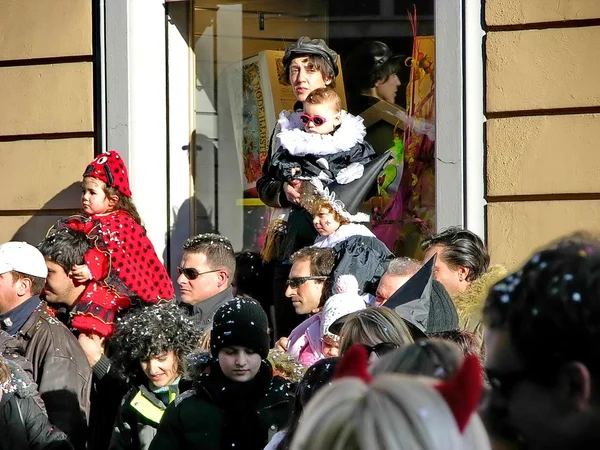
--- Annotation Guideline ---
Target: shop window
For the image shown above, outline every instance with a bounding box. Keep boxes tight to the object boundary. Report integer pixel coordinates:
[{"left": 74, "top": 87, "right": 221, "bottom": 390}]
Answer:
[{"left": 192, "top": 0, "right": 436, "bottom": 259}]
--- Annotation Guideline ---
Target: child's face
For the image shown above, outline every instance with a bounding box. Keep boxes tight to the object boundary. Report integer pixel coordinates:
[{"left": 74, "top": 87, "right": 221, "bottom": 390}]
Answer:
[
  {"left": 313, "top": 207, "right": 341, "bottom": 236},
  {"left": 321, "top": 335, "right": 340, "bottom": 357},
  {"left": 301, "top": 102, "right": 341, "bottom": 135},
  {"left": 218, "top": 345, "right": 262, "bottom": 382},
  {"left": 140, "top": 350, "right": 180, "bottom": 388},
  {"left": 81, "top": 177, "right": 115, "bottom": 215}
]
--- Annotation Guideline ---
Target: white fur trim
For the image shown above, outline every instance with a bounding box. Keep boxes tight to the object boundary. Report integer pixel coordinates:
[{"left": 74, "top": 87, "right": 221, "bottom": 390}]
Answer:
[
  {"left": 335, "top": 162, "right": 364, "bottom": 185},
  {"left": 277, "top": 110, "right": 366, "bottom": 156},
  {"left": 312, "top": 223, "right": 375, "bottom": 248}
]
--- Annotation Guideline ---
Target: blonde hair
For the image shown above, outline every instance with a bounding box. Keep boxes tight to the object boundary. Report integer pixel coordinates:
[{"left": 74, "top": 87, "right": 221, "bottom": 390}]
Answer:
[
  {"left": 370, "top": 339, "right": 464, "bottom": 380},
  {"left": 339, "top": 307, "right": 413, "bottom": 354},
  {"left": 301, "top": 195, "right": 350, "bottom": 226},
  {"left": 304, "top": 87, "right": 342, "bottom": 112},
  {"left": 289, "top": 374, "right": 491, "bottom": 450}
]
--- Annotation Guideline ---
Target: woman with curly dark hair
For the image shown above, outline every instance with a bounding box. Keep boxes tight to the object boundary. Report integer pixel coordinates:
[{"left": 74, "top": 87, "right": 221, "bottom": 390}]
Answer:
[{"left": 108, "top": 303, "right": 203, "bottom": 450}]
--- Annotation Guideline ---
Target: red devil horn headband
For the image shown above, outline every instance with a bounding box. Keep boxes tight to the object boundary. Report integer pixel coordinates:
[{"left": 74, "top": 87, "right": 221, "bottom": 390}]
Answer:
[
  {"left": 434, "top": 354, "right": 483, "bottom": 433},
  {"left": 334, "top": 345, "right": 483, "bottom": 434},
  {"left": 333, "top": 344, "right": 373, "bottom": 382}
]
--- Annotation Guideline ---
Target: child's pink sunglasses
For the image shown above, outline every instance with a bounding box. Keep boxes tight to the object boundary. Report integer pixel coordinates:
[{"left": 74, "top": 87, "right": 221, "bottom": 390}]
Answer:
[{"left": 300, "top": 113, "right": 328, "bottom": 126}]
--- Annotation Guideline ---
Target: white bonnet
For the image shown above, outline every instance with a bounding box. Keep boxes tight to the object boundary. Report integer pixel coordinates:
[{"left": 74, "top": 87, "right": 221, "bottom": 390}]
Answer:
[{"left": 321, "top": 275, "right": 367, "bottom": 340}]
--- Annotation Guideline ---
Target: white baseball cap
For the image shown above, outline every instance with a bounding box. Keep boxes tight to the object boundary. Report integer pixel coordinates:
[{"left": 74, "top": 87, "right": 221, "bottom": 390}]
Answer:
[{"left": 0, "top": 242, "right": 48, "bottom": 278}]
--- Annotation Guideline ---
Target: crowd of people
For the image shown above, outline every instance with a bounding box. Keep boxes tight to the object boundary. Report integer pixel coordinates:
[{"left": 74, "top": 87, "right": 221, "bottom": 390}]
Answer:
[{"left": 1, "top": 35, "right": 599, "bottom": 450}]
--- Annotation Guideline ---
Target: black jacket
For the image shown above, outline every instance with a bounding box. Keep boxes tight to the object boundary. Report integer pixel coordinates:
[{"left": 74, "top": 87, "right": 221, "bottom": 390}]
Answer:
[
  {"left": 47, "top": 301, "right": 129, "bottom": 450},
  {"left": 149, "top": 361, "right": 295, "bottom": 450},
  {"left": 0, "top": 360, "right": 73, "bottom": 450},
  {"left": 0, "top": 329, "right": 36, "bottom": 387},
  {"left": 110, "top": 380, "right": 192, "bottom": 450},
  {"left": 14, "top": 299, "right": 92, "bottom": 450}
]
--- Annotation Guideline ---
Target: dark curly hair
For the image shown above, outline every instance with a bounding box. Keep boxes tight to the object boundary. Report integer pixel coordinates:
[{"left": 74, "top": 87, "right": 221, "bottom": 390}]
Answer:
[
  {"left": 109, "top": 303, "right": 203, "bottom": 381},
  {"left": 484, "top": 233, "right": 600, "bottom": 380},
  {"left": 421, "top": 226, "right": 490, "bottom": 282}
]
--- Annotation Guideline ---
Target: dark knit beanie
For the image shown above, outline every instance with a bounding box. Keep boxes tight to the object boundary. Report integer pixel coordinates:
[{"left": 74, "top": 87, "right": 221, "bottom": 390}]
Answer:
[
  {"left": 426, "top": 280, "right": 459, "bottom": 334},
  {"left": 210, "top": 297, "right": 270, "bottom": 359}
]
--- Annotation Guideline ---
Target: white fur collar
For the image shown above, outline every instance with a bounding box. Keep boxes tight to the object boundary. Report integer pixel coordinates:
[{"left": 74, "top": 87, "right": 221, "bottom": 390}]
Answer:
[
  {"left": 312, "top": 223, "right": 374, "bottom": 248},
  {"left": 277, "top": 110, "right": 366, "bottom": 156}
]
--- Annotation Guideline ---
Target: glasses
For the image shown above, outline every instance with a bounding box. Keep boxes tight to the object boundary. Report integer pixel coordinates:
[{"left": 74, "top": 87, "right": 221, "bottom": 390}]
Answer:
[
  {"left": 285, "top": 276, "right": 328, "bottom": 288},
  {"left": 299, "top": 113, "right": 329, "bottom": 126},
  {"left": 176, "top": 266, "right": 221, "bottom": 281},
  {"left": 364, "top": 342, "right": 398, "bottom": 358}
]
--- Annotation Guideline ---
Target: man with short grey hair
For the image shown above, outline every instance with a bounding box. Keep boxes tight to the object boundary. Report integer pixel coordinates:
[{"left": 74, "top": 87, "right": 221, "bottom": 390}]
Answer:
[{"left": 374, "top": 257, "right": 421, "bottom": 306}]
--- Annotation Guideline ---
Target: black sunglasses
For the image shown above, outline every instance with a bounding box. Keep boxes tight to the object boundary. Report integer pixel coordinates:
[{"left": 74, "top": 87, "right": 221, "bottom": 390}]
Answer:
[
  {"left": 177, "top": 266, "right": 221, "bottom": 281},
  {"left": 285, "top": 276, "right": 328, "bottom": 289},
  {"left": 364, "top": 342, "right": 398, "bottom": 358}
]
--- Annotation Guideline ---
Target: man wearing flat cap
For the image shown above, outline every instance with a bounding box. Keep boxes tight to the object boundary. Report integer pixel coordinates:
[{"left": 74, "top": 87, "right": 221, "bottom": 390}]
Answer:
[
  {"left": 0, "top": 241, "right": 91, "bottom": 450},
  {"left": 257, "top": 36, "right": 341, "bottom": 339}
]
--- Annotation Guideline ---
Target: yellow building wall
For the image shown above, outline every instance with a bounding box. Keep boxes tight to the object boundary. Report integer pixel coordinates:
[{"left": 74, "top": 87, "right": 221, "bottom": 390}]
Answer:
[
  {"left": 485, "top": 0, "right": 600, "bottom": 269},
  {"left": 0, "top": 0, "right": 95, "bottom": 244}
]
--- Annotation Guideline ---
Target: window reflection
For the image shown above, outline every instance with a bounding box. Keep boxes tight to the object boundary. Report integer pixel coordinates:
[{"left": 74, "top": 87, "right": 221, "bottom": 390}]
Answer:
[{"left": 192, "top": 0, "right": 435, "bottom": 259}]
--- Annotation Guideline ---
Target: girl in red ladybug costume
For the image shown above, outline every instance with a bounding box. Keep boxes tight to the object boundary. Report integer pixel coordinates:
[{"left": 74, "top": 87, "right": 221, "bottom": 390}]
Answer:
[{"left": 50, "top": 150, "right": 174, "bottom": 337}]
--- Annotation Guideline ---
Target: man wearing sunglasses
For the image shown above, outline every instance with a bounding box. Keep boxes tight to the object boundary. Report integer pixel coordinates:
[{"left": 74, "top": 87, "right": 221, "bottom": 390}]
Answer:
[
  {"left": 482, "top": 235, "right": 600, "bottom": 450},
  {"left": 274, "top": 247, "right": 335, "bottom": 351},
  {"left": 177, "top": 234, "right": 236, "bottom": 329}
]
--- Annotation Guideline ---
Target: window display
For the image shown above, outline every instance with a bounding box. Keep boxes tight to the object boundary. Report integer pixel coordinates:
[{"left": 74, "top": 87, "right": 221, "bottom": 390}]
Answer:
[{"left": 192, "top": 0, "right": 435, "bottom": 259}]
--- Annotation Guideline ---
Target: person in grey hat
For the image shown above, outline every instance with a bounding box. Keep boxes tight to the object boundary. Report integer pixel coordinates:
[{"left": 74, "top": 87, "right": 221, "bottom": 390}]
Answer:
[{"left": 256, "top": 36, "right": 341, "bottom": 340}]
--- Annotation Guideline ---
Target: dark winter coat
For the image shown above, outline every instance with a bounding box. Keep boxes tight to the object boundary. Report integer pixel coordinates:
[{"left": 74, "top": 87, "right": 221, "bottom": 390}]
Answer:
[
  {"left": 110, "top": 380, "right": 192, "bottom": 450},
  {"left": 13, "top": 299, "right": 92, "bottom": 450},
  {"left": 47, "top": 301, "right": 130, "bottom": 450},
  {"left": 0, "top": 360, "right": 73, "bottom": 450},
  {"left": 0, "top": 329, "right": 36, "bottom": 387},
  {"left": 332, "top": 234, "right": 394, "bottom": 295},
  {"left": 149, "top": 361, "right": 295, "bottom": 450}
]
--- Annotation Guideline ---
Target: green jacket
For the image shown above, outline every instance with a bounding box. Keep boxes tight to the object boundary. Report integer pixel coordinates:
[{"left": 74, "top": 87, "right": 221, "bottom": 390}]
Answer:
[{"left": 149, "top": 361, "right": 295, "bottom": 450}]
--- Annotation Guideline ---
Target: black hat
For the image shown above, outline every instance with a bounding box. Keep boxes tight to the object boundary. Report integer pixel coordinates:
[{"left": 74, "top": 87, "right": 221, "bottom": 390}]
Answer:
[
  {"left": 383, "top": 255, "right": 459, "bottom": 334},
  {"left": 306, "top": 150, "right": 393, "bottom": 221},
  {"left": 283, "top": 36, "right": 339, "bottom": 77},
  {"left": 344, "top": 41, "right": 403, "bottom": 90},
  {"left": 210, "top": 297, "right": 270, "bottom": 359}
]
